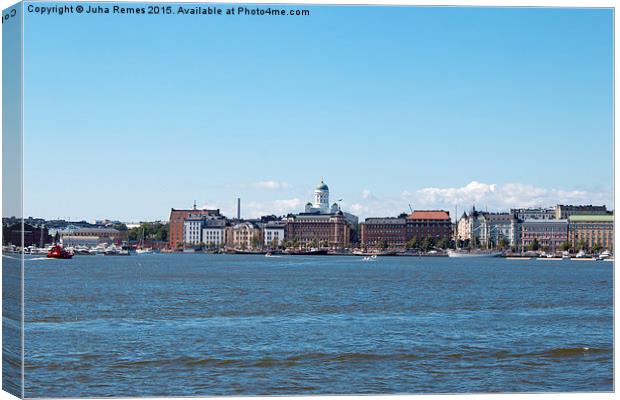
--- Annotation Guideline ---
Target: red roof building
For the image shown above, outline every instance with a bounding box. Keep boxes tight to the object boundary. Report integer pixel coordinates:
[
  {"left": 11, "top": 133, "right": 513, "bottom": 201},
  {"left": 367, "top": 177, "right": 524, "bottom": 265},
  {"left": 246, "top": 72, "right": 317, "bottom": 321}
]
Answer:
[{"left": 406, "top": 210, "right": 452, "bottom": 244}]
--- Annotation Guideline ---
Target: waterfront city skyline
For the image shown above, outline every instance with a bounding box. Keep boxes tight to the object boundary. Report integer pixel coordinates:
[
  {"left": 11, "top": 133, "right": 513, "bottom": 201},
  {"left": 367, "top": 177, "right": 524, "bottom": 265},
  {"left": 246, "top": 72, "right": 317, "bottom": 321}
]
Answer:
[
  {"left": 24, "top": 177, "right": 614, "bottom": 223},
  {"left": 21, "top": 5, "right": 613, "bottom": 221}
]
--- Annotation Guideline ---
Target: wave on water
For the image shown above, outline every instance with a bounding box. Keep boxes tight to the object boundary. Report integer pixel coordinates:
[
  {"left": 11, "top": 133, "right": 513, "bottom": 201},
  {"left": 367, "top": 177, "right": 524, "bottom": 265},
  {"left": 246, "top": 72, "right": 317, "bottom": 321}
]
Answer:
[
  {"left": 109, "top": 355, "right": 246, "bottom": 369},
  {"left": 25, "top": 257, "right": 53, "bottom": 261},
  {"left": 539, "top": 347, "right": 609, "bottom": 358},
  {"left": 103, "top": 352, "right": 421, "bottom": 371}
]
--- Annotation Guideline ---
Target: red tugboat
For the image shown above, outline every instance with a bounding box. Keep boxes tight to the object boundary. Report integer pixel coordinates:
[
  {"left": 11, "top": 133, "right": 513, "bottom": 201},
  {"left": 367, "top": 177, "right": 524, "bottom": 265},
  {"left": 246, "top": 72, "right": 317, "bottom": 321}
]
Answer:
[{"left": 47, "top": 245, "right": 73, "bottom": 259}]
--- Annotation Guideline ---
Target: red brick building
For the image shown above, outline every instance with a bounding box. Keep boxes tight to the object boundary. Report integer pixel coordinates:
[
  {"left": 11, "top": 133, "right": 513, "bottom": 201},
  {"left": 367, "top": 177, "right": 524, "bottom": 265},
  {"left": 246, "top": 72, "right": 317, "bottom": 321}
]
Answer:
[
  {"left": 406, "top": 210, "right": 452, "bottom": 243},
  {"left": 360, "top": 218, "right": 407, "bottom": 248},
  {"left": 168, "top": 207, "right": 221, "bottom": 248}
]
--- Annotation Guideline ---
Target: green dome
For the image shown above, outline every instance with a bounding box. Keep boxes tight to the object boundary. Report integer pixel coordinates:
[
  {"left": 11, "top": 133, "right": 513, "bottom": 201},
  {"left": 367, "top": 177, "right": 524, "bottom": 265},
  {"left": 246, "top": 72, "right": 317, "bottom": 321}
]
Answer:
[{"left": 316, "top": 179, "right": 329, "bottom": 191}]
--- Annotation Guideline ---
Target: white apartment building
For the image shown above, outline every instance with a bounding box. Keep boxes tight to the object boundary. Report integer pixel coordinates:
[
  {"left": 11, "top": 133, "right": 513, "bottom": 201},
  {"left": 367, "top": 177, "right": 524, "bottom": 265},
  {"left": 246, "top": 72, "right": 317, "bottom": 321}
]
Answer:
[
  {"left": 264, "top": 222, "right": 286, "bottom": 246},
  {"left": 202, "top": 219, "right": 227, "bottom": 246},
  {"left": 183, "top": 217, "right": 204, "bottom": 245}
]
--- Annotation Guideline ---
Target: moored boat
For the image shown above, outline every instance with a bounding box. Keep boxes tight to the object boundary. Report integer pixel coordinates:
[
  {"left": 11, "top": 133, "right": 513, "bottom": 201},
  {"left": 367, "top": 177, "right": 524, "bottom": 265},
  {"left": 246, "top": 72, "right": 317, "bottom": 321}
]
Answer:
[
  {"left": 135, "top": 248, "right": 153, "bottom": 254},
  {"left": 227, "top": 248, "right": 268, "bottom": 255},
  {"left": 597, "top": 250, "right": 612, "bottom": 261},
  {"left": 104, "top": 244, "right": 130, "bottom": 256},
  {"left": 447, "top": 249, "right": 502, "bottom": 258},
  {"left": 285, "top": 249, "right": 329, "bottom": 256}
]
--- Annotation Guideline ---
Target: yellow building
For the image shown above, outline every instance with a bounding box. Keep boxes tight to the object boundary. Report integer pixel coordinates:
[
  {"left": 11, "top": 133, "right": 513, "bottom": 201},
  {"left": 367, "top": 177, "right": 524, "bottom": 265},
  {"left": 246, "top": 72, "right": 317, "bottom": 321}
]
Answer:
[{"left": 568, "top": 214, "right": 614, "bottom": 252}]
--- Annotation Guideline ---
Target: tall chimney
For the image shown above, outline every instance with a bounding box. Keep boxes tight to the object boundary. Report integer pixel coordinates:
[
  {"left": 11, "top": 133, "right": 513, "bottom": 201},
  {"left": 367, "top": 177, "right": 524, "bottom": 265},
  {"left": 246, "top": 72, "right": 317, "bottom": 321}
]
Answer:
[{"left": 237, "top": 198, "right": 241, "bottom": 220}]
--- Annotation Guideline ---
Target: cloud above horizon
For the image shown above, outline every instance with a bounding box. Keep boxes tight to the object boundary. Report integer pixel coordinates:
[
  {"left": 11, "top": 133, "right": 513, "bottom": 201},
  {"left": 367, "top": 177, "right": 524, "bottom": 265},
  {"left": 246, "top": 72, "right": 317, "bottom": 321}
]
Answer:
[
  {"left": 354, "top": 181, "right": 613, "bottom": 219},
  {"left": 407, "top": 181, "right": 612, "bottom": 211},
  {"left": 254, "top": 180, "right": 289, "bottom": 190},
  {"left": 202, "top": 181, "right": 612, "bottom": 220}
]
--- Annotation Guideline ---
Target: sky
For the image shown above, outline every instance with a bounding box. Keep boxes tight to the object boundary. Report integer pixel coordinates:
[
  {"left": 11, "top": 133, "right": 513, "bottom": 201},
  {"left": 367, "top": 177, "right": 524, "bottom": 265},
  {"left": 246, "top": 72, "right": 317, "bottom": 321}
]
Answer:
[{"left": 21, "top": 4, "right": 613, "bottom": 221}]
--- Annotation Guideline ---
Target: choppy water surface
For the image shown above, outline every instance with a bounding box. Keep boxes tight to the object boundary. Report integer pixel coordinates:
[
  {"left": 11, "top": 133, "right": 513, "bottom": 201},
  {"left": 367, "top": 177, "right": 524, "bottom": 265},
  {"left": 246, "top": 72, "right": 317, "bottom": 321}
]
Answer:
[{"left": 23, "top": 254, "right": 612, "bottom": 397}]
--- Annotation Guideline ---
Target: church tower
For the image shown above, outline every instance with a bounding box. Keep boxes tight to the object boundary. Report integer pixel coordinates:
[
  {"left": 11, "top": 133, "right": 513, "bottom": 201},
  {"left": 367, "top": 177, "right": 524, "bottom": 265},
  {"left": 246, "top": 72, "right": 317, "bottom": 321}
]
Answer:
[{"left": 314, "top": 178, "right": 329, "bottom": 211}]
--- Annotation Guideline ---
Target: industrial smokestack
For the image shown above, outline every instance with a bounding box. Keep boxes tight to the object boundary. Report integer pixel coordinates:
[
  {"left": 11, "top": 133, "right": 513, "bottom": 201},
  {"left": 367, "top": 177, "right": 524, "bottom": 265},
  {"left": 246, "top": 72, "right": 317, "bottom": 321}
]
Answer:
[{"left": 237, "top": 198, "right": 241, "bottom": 220}]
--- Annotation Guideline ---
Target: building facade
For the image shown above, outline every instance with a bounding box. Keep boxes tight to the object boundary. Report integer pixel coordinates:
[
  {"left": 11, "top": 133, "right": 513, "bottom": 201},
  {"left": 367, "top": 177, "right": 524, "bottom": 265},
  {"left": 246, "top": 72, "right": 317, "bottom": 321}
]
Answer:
[
  {"left": 519, "top": 219, "right": 568, "bottom": 253},
  {"left": 511, "top": 207, "right": 556, "bottom": 221},
  {"left": 202, "top": 219, "right": 227, "bottom": 246},
  {"left": 360, "top": 218, "right": 407, "bottom": 248},
  {"left": 556, "top": 204, "right": 608, "bottom": 220},
  {"left": 168, "top": 206, "right": 221, "bottom": 248},
  {"left": 182, "top": 217, "right": 204, "bottom": 245},
  {"left": 456, "top": 213, "right": 471, "bottom": 241},
  {"left": 285, "top": 212, "right": 351, "bottom": 248},
  {"left": 226, "top": 222, "right": 261, "bottom": 249},
  {"left": 263, "top": 221, "right": 286, "bottom": 247},
  {"left": 58, "top": 227, "right": 125, "bottom": 247},
  {"left": 406, "top": 210, "right": 452, "bottom": 244},
  {"left": 568, "top": 214, "right": 614, "bottom": 251},
  {"left": 182, "top": 215, "right": 227, "bottom": 246},
  {"left": 479, "top": 213, "right": 518, "bottom": 248}
]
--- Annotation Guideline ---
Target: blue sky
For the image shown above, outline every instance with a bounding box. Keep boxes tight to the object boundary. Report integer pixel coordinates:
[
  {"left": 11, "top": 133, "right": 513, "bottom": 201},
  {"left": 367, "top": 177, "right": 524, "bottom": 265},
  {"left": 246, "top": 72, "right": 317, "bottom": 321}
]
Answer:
[{"left": 22, "top": 4, "right": 613, "bottom": 221}]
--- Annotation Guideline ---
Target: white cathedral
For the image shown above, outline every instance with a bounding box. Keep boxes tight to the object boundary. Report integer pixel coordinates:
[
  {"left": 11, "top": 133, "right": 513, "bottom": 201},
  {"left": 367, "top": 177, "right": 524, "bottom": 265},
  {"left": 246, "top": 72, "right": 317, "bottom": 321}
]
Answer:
[{"left": 304, "top": 178, "right": 341, "bottom": 214}]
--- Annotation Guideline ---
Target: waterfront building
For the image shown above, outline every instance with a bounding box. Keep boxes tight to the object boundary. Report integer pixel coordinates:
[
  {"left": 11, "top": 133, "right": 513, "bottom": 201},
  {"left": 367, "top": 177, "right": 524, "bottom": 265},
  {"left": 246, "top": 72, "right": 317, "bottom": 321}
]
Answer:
[
  {"left": 568, "top": 214, "right": 614, "bottom": 251},
  {"left": 202, "top": 219, "right": 227, "bottom": 246},
  {"left": 456, "top": 212, "right": 471, "bottom": 241},
  {"left": 168, "top": 205, "right": 221, "bottom": 248},
  {"left": 511, "top": 207, "right": 555, "bottom": 221},
  {"left": 58, "top": 226, "right": 124, "bottom": 247},
  {"left": 479, "top": 213, "right": 518, "bottom": 248},
  {"left": 182, "top": 215, "right": 227, "bottom": 246},
  {"left": 555, "top": 204, "right": 608, "bottom": 220},
  {"left": 519, "top": 219, "right": 568, "bottom": 253},
  {"left": 263, "top": 221, "right": 286, "bottom": 247},
  {"left": 2, "top": 223, "right": 53, "bottom": 248},
  {"left": 226, "top": 222, "right": 261, "bottom": 249},
  {"left": 455, "top": 206, "right": 486, "bottom": 245},
  {"left": 406, "top": 210, "right": 452, "bottom": 244},
  {"left": 285, "top": 212, "right": 351, "bottom": 248},
  {"left": 360, "top": 218, "right": 407, "bottom": 248},
  {"left": 183, "top": 217, "right": 204, "bottom": 245}
]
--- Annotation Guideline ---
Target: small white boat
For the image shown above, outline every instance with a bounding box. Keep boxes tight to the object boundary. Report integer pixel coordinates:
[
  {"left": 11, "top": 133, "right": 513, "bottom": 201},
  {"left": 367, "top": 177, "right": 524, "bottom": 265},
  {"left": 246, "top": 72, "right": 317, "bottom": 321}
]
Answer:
[
  {"left": 135, "top": 248, "right": 153, "bottom": 255},
  {"left": 361, "top": 255, "right": 377, "bottom": 262}
]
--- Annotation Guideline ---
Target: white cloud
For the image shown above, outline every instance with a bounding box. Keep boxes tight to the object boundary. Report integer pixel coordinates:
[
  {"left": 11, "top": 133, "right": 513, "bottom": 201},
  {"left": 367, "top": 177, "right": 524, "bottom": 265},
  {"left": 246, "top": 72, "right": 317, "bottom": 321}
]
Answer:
[
  {"left": 350, "top": 203, "right": 369, "bottom": 214},
  {"left": 254, "top": 180, "right": 289, "bottom": 189},
  {"left": 403, "top": 181, "right": 611, "bottom": 212},
  {"left": 237, "top": 198, "right": 303, "bottom": 218},
  {"left": 340, "top": 181, "right": 612, "bottom": 220},
  {"left": 273, "top": 198, "right": 303, "bottom": 212}
]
